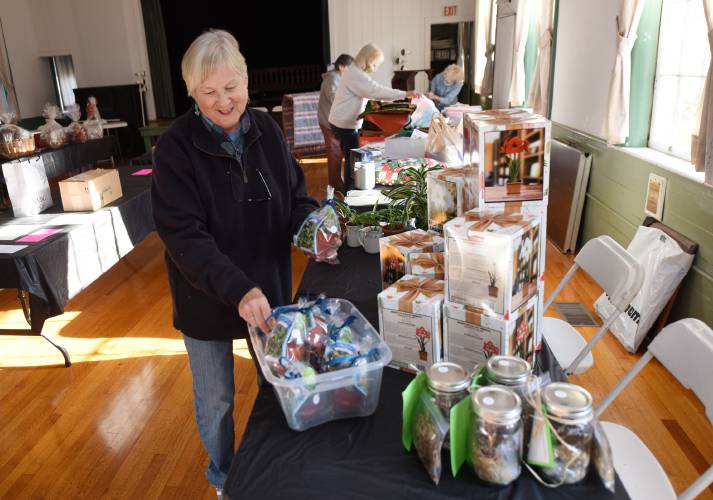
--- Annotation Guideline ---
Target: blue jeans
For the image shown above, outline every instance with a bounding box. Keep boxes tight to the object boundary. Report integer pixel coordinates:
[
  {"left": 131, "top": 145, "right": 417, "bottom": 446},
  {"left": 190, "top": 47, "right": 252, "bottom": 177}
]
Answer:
[
  {"left": 183, "top": 335, "right": 235, "bottom": 489},
  {"left": 330, "top": 124, "right": 359, "bottom": 190}
]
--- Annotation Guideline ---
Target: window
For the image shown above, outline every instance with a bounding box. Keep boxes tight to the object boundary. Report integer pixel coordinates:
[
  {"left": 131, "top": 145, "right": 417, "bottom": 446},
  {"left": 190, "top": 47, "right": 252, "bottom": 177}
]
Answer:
[
  {"left": 48, "top": 55, "right": 77, "bottom": 110},
  {"left": 648, "top": 0, "right": 710, "bottom": 161}
]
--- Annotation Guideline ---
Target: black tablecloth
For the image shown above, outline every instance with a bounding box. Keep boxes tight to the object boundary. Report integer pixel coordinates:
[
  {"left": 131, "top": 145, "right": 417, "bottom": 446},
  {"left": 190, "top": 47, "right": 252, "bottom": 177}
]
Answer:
[
  {"left": 0, "top": 165, "right": 153, "bottom": 330},
  {"left": 225, "top": 246, "right": 626, "bottom": 499}
]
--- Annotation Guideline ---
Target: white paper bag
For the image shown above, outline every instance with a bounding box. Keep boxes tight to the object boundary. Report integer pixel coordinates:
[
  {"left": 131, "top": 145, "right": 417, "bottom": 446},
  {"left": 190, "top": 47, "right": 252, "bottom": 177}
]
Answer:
[
  {"left": 594, "top": 226, "right": 694, "bottom": 353},
  {"left": 2, "top": 156, "right": 54, "bottom": 217},
  {"left": 425, "top": 114, "right": 464, "bottom": 166}
]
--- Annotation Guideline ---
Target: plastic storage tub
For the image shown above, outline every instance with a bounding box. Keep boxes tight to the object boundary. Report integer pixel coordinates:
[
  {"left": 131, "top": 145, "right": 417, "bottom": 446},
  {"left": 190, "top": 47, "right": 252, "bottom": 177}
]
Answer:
[{"left": 249, "top": 298, "right": 393, "bottom": 431}]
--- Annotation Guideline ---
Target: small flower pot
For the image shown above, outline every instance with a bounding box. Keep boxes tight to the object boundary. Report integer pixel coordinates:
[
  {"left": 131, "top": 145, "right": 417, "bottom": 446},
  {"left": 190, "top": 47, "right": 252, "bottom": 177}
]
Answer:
[
  {"left": 488, "top": 286, "right": 499, "bottom": 298},
  {"left": 419, "top": 350, "right": 428, "bottom": 362},
  {"left": 381, "top": 223, "right": 406, "bottom": 237},
  {"left": 506, "top": 181, "right": 522, "bottom": 194},
  {"left": 345, "top": 224, "right": 361, "bottom": 247}
]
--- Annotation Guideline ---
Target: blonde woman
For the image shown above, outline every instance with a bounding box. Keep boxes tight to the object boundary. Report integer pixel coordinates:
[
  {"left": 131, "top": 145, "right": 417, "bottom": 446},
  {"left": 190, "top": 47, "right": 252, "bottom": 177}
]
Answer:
[
  {"left": 428, "top": 63, "right": 465, "bottom": 111},
  {"left": 328, "top": 43, "right": 420, "bottom": 189},
  {"left": 151, "top": 29, "right": 318, "bottom": 496}
]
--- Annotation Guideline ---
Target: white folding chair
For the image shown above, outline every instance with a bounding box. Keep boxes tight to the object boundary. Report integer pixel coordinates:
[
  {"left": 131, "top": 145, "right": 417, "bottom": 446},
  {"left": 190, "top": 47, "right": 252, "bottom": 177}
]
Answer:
[
  {"left": 595, "top": 318, "right": 713, "bottom": 500},
  {"left": 543, "top": 235, "right": 644, "bottom": 375}
]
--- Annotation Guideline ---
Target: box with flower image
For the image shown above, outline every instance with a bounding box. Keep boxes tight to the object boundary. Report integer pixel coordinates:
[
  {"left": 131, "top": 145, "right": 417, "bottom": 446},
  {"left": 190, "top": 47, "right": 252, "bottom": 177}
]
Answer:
[
  {"left": 443, "top": 294, "right": 538, "bottom": 370},
  {"left": 377, "top": 274, "right": 444, "bottom": 371},
  {"left": 379, "top": 229, "right": 444, "bottom": 289},
  {"left": 444, "top": 209, "right": 541, "bottom": 316},
  {"left": 463, "top": 110, "right": 550, "bottom": 209},
  {"left": 426, "top": 166, "right": 479, "bottom": 232}
]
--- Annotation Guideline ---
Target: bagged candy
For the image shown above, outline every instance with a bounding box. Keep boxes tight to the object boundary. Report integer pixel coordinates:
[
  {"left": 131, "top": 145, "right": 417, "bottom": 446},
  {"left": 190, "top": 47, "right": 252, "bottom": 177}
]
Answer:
[
  {"left": 85, "top": 96, "right": 104, "bottom": 139},
  {"left": 64, "top": 104, "right": 87, "bottom": 144},
  {"left": 262, "top": 295, "right": 378, "bottom": 380},
  {"left": 38, "top": 103, "right": 66, "bottom": 149},
  {"left": 0, "top": 113, "right": 34, "bottom": 159},
  {"left": 294, "top": 186, "right": 342, "bottom": 265}
]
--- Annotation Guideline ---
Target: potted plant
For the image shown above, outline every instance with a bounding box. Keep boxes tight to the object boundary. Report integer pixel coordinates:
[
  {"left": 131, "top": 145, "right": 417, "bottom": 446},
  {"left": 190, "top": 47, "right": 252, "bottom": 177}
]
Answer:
[
  {"left": 378, "top": 206, "right": 408, "bottom": 236},
  {"left": 415, "top": 326, "right": 432, "bottom": 361},
  {"left": 335, "top": 200, "right": 361, "bottom": 247},
  {"left": 499, "top": 135, "right": 530, "bottom": 195},
  {"left": 488, "top": 267, "right": 499, "bottom": 297},
  {"left": 382, "top": 163, "right": 442, "bottom": 230}
]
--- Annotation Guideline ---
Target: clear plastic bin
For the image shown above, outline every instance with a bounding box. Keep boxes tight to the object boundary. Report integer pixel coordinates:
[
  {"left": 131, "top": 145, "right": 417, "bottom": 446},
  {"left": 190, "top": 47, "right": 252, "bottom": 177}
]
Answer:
[{"left": 249, "top": 298, "right": 393, "bottom": 431}]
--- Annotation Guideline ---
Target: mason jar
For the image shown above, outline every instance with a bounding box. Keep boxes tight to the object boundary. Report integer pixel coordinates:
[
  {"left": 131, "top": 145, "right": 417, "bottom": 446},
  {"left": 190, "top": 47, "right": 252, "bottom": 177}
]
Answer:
[
  {"left": 539, "top": 382, "right": 594, "bottom": 484},
  {"left": 484, "top": 356, "right": 535, "bottom": 443},
  {"left": 425, "top": 362, "right": 471, "bottom": 449},
  {"left": 470, "top": 385, "right": 523, "bottom": 485}
]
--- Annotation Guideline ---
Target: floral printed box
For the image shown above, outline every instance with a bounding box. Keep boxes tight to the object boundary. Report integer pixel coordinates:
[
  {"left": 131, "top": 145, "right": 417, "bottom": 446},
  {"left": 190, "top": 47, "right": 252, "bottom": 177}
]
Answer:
[
  {"left": 379, "top": 229, "right": 444, "bottom": 289},
  {"left": 463, "top": 110, "right": 551, "bottom": 210},
  {"left": 426, "top": 166, "right": 479, "bottom": 232},
  {"left": 444, "top": 209, "right": 542, "bottom": 316},
  {"left": 443, "top": 294, "right": 538, "bottom": 369},
  {"left": 406, "top": 252, "right": 444, "bottom": 280},
  {"left": 377, "top": 275, "right": 444, "bottom": 371}
]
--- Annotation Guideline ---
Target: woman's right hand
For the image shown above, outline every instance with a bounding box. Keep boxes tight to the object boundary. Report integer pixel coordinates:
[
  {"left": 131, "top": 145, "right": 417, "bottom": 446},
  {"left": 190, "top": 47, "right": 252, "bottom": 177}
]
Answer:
[{"left": 238, "top": 287, "right": 274, "bottom": 334}]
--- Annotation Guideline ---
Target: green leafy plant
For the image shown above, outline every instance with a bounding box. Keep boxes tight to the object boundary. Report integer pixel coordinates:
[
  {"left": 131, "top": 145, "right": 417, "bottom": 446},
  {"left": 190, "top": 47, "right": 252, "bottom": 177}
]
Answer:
[
  {"left": 508, "top": 158, "right": 520, "bottom": 183},
  {"left": 382, "top": 163, "right": 443, "bottom": 230},
  {"left": 334, "top": 199, "right": 360, "bottom": 226}
]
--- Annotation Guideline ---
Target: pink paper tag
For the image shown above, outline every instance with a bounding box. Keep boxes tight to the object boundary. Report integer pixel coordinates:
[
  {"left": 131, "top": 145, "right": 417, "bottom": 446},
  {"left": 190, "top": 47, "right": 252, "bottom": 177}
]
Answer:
[
  {"left": 131, "top": 168, "right": 153, "bottom": 176},
  {"left": 16, "top": 228, "right": 61, "bottom": 243}
]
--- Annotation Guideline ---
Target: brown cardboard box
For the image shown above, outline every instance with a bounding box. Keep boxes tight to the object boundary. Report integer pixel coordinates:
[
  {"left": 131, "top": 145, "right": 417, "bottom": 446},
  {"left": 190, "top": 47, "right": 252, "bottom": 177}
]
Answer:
[{"left": 59, "top": 168, "right": 122, "bottom": 211}]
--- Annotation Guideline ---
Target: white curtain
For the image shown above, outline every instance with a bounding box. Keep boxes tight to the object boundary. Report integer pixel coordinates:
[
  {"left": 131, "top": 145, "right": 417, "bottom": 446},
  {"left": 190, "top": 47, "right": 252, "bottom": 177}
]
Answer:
[
  {"left": 692, "top": 0, "right": 713, "bottom": 185},
  {"left": 475, "top": 0, "right": 495, "bottom": 96},
  {"left": 527, "top": 0, "right": 554, "bottom": 115},
  {"left": 508, "top": 0, "right": 531, "bottom": 106},
  {"left": 602, "top": 0, "right": 646, "bottom": 145}
]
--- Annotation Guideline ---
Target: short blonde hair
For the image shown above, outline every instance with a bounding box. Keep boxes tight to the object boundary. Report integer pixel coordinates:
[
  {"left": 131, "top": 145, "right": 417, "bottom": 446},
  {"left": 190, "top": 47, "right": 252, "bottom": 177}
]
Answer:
[
  {"left": 354, "top": 44, "right": 384, "bottom": 73},
  {"left": 181, "top": 29, "right": 248, "bottom": 97},
  {"left": 443, "top": 64, "right": 465, "bottom": 84}
]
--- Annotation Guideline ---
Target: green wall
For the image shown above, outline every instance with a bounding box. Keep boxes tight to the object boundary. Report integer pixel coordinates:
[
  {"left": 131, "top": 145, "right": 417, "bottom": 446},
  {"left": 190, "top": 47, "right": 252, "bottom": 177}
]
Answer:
[{"left": 553, "top": 123, "right": 713, "bottom": 327}]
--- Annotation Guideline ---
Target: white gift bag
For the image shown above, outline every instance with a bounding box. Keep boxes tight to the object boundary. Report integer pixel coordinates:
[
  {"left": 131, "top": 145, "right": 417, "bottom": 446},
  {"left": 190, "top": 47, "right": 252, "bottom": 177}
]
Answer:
[
  {"left": 594, "top": 226, "right": 694, "bottom": 353},
  {"left": 425, "top": 114, "right": 464, "bottom": 167},
  {"left": 2, "top": 156, "right": 54, "bottom": 217}
]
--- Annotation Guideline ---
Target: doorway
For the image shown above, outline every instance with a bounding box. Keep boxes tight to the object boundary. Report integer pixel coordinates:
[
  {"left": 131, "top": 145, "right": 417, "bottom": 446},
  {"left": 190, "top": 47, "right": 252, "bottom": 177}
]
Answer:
[{"left": 429, "top": 21, "right": 475, "bottom": 104}]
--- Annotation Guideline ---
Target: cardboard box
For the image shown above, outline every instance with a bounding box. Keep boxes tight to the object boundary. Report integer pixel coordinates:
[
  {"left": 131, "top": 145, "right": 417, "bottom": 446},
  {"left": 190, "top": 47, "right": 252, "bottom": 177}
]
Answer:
[
  {"left": 444, "top": 209, "right": 542, "bottom": 316},
  {"left": 379, "top": 229, "right": 444, "bottom": 289},
  {"left": 377, "top": 274, "right": 444, "bottom": 371},
  {"left": 443, "top": 294, "right": 538, "bottom": 369},
  {"left": 59, "top": 168, "right": 122, "bottom": 211},
  {"left": 407, "top": 252, "right": 444, "bottom": 280},
  {"left": 426, "top": 166, "right": 479, "bottom": 232},
  {"left": 384, "top": 135, "right": 426, "bottom": 159},
  {"left": 463, "top": 110, "right": 551, "bottom": 210}
]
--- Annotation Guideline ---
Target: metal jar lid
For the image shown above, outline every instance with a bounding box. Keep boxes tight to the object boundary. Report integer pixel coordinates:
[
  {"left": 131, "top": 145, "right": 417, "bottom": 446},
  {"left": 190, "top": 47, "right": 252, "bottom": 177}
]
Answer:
[
  {"left": 485, "top": 355, "right": 531, "bottom": 386},
  {"left": 426, "top": 362, "right": 470, "bottom": 393},
  {"left": 542, "top": 383, "right": 594, "bottom": 422},
  {"left": 472, "top": 385, "right": 522, "bottom": 424}
]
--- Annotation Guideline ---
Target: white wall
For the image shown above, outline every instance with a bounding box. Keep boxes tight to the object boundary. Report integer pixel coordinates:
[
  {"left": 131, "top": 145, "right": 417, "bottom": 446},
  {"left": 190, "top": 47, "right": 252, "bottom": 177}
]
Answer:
[
  {"left": 0, "top": 0, "right": 55, "bottom": 117},
  {"left": 329, "top": 0, "right": 476, "bottom": 93},
  {"left": 1, "top": 0, "right": 156, "bottom": 119}
]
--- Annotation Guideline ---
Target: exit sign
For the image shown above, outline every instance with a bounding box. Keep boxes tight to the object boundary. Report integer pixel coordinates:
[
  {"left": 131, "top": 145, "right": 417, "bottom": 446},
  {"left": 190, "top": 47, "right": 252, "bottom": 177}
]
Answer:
[{"left": 444, "top": 5, "right": 457, "bottom": 16}]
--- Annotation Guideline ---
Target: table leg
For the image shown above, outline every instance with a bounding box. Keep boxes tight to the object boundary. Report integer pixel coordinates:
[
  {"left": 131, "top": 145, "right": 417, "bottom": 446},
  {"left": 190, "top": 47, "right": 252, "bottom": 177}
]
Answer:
[{"left": 14, "top": 290, "right": 72, "bottom": 367}]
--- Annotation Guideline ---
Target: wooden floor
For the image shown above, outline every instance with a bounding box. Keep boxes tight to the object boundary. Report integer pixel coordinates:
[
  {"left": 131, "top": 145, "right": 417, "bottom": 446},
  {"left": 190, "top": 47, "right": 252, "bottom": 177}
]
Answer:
[{"left": 1, "top": 157, "right": 711, "bottom": 499}]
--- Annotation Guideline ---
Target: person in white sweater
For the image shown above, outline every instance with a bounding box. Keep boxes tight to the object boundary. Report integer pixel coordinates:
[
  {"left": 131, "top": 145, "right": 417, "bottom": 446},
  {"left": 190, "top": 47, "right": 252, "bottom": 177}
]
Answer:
[{"left": 328, "top": 43, "right": 419, "bottom": 189}]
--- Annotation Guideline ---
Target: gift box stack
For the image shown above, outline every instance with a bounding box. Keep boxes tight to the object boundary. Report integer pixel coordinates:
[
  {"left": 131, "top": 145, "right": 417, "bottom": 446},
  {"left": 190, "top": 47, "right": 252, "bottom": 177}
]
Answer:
[
  {"left": 376, "top": 109, "right": 550, "bottom": 372},
  {"left": 444, "top": 108, "right": 550, "bottom": 367}
]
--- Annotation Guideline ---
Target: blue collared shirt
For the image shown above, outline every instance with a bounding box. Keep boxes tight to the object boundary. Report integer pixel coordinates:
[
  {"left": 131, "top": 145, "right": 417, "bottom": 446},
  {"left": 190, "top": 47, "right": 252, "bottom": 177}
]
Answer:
[
  {"left": 430, "top": 73, "right": 464, "bottom": 111},
  {"left": 198, "top": 106, "right": 251, "bottom": 158}
]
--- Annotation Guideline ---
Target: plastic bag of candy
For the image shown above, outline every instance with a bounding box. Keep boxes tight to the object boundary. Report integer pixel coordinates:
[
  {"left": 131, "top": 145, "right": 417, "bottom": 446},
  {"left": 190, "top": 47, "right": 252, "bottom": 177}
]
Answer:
[
  {"left": 294, "top": 186, "right": 342, "bottom": 265},
  {"left": 38, "top": 103, "right": 66, "bottom": 149},
  {"left": 262, "top": 295, "right": 378, "bottom": 380},
  {"left": 64, "top": 104, "right": 87, "bottom": 144}
]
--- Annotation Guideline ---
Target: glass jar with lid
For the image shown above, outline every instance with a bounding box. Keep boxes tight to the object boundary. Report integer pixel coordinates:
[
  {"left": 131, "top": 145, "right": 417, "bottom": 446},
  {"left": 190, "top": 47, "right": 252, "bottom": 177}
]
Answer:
[
  {"left": 539, "top": 382, "right": 594, "bottom": 484},
  {"left": 425, "top": 362, "right": 470, "bottom": 448},
  {"left": 485, "top": 356, "right": 535, "bottom": 442},
  {"left": 470, "top": 385, "right": 523, "bottom": 485}
]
